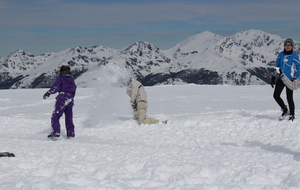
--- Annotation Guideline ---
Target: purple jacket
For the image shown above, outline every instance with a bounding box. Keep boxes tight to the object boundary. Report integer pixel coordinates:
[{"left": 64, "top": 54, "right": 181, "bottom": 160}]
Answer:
[{"left": 49, "top": 73, "right": 77, "bottom": 99}]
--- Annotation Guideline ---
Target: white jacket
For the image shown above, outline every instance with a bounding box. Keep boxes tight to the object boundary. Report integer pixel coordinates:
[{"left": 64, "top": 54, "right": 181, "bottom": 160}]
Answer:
[{"left": 126, "top": 80, "right": 147, "bottom": 104}]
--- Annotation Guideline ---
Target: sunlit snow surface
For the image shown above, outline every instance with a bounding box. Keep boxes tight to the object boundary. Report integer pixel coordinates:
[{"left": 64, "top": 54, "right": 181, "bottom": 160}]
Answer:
[{"left": 1, "top": 84, "right": 300, "bottom": 189}]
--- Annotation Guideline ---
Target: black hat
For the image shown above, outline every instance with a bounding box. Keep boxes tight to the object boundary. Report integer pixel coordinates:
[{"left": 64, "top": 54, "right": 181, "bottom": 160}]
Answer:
[{"left": 284, "top": 38, "right": 294, "bottom": 47}]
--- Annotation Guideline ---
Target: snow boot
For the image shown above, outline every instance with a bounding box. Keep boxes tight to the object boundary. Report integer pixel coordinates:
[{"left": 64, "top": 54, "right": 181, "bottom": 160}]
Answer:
[
  {"left": 289, "top": 115, "right": 295, "bottom": 121},
  {"left": 47, "top": 134, "right": 60, "bottom": 139},
  {"left": 279, "top": 106, "right": 289, "bottom": 120},
  {"left": 0, "top": 152, "right": 15, "bottom": 157}
]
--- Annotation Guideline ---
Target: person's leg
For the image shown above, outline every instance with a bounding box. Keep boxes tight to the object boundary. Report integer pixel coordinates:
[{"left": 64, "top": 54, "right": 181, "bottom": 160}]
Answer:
[
  {"left": 137, "top": 101, "right": 159, "bottom": 124},
  {"left": 51, "top": 99, "right": 66, "bottom": 135},
  {"left": 65, "top": 104, "right": 75, "bottom": 138},
  {"left": 286, "top": 87, "right": 295, "bottom": 116},
  {"left": 133, "top": 109, "right": 138, "bottom": 120},
  {"left": 273, "top": 79, "right": 286, "bottom": 109},
  {"left": 137, "top": 101, "right": 147, "bottom": 125}
]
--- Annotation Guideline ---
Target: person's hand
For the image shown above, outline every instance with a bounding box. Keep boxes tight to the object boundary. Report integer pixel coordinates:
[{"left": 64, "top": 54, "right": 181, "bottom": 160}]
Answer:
[
  {"left": 271, "top": 76, "right": 276, "bottom": 88},
  {"left": 43, "top": 91, "right": 50, "bottom": 99},
  {"left": 274, "top": 67, "right": 283, "bottom": 77},
  {"left": 131, "top": 102, "right": 136, "bottom": 109}
]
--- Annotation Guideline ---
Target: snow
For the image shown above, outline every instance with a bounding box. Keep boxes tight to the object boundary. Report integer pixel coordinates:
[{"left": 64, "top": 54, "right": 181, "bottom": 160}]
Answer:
[{"left": 1, "top": 82, "right": 300, "bottom": 189}]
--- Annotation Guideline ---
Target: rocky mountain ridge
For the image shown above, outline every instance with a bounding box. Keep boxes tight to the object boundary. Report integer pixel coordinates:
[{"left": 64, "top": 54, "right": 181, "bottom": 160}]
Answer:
[{"left": 1, "top": 29, "right": 299, "bottom": 89}]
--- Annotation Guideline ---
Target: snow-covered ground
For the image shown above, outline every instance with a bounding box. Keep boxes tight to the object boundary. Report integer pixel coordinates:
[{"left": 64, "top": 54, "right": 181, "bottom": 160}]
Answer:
[{"left": 1, "top": 84, "right": 300, "bottom": 190}]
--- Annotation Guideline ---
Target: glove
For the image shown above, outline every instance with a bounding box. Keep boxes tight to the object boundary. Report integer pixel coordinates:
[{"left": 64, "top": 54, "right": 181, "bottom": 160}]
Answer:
[
  {"left": 271, "top": 76, "right": 276, "bottom": 88},
  {"left": 274, "top": 67, "right": 283, "bottom": 78},
  {"left": 131, "top": 102, "right": 137, "bottom": 110},
  {"left": 43, "top": 91, "right": 51, "bottom": 99}
]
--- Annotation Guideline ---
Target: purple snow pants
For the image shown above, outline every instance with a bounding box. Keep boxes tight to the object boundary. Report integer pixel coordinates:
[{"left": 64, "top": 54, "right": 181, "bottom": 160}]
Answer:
[{"left": 51, "top": 95, "right": 75, "bottom": 138}]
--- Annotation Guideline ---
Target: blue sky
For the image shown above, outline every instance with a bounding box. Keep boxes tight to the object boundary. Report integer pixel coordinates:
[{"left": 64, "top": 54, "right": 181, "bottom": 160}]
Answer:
[{"left": 1, "top": 0, "right": 300, "bottom": 57}]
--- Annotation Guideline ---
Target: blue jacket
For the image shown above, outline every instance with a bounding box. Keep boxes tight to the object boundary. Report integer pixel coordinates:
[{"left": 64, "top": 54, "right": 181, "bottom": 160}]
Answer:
[{"left": 276, "top": 52, "right": 300, "bottom": 80}]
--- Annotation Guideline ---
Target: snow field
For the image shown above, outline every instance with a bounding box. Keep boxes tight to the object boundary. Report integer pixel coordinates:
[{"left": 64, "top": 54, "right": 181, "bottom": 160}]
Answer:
[{"left": 1, "top": 85, "right": 300, "bottom": 189}]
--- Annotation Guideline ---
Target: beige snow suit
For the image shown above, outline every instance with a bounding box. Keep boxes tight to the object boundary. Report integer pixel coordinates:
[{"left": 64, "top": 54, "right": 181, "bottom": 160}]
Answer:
[{"left": 126, "top": 80, "right": 159, "bottom": 125}]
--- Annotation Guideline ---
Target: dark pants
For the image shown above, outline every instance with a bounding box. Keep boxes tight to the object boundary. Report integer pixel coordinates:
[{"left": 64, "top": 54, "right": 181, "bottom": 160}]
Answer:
[
  {"left": 273, "top": 79, "right": 294, "bottom": 115},
  {"left": 51, "top": 97, "right": 75, "bottom": 137}
]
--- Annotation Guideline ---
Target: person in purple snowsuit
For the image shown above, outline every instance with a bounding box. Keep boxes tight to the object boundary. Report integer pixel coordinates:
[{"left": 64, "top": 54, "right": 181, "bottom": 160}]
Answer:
[{"left": 43, "top": 65, "right": 77, "bottom": 139}]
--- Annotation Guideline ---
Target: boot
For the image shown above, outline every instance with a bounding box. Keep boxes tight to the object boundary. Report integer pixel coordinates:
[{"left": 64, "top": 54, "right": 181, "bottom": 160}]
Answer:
[
  {"left": 288, "top": 115, "right": 295, "bottom": 121},
  {"left": 279, "top": 106, "right": 289, "bottom": 120},
  {"left": 47, "top": 134, "right": 60, "bottom": 138}
]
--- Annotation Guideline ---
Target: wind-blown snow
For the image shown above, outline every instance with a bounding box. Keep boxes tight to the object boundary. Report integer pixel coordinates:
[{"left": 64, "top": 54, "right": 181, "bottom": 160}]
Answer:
[{"left": 1, "top": 82, "right": 300, "bottom": 189}]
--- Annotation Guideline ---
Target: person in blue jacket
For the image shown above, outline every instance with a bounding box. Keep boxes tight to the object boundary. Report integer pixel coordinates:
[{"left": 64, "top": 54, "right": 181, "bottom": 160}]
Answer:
[
  {"left": 43, "top": 65, "right": 77, "bottom": 138},
  {"left": 271, "top": 38, "right": 300, "bottom": 121}
]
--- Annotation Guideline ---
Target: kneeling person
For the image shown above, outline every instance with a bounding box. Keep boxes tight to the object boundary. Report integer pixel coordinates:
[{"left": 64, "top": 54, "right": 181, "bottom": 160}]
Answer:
[{"left": 126, "top": 78, "right": 158, "bottom": 125}]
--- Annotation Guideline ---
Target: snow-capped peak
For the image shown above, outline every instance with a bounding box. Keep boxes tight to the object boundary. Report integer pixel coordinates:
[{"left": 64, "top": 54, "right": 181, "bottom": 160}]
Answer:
[
  {"left": 168, "top": 31, "right": 223, "bottom": 55},
  {"left": 1, "top": 29, "right": 299, "bottom": 88}
]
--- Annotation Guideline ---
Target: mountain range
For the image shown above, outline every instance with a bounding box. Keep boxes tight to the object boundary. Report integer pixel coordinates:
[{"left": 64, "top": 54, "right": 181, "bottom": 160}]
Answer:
[{"left": 1, "top": 29, "right": 299, "bottom": 89}]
